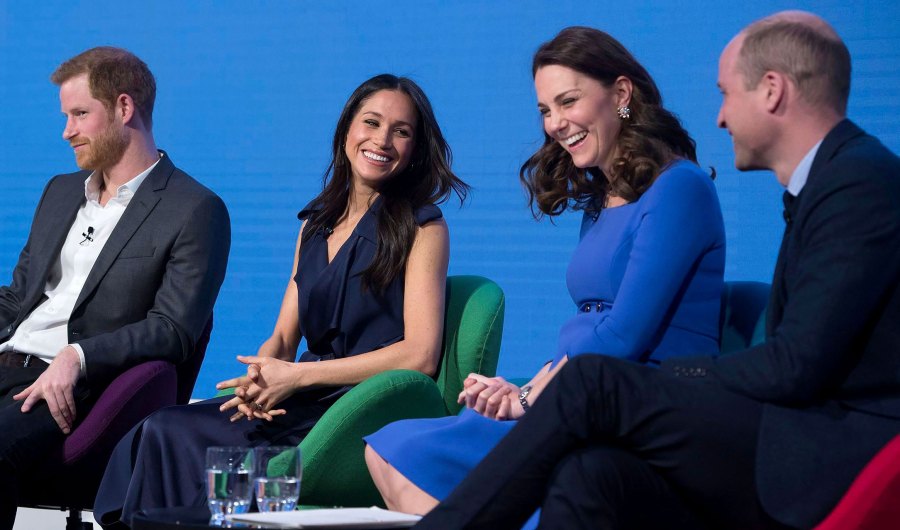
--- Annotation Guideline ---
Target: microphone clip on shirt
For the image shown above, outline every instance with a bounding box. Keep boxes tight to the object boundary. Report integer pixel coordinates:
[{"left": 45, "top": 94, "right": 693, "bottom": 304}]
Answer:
[{"left": 80, "top": 226, "right": 95, "bottom": 245}]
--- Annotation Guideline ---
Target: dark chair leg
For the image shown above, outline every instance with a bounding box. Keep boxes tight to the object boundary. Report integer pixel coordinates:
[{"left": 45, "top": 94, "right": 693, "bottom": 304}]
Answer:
[{"left": 65, "top": 508, "right": 92, "bottom": 530}]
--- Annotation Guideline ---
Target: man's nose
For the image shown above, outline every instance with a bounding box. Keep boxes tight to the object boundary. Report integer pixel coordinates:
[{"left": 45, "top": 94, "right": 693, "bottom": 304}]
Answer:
[
  {"left": 716, "top": 107, "right": 726, "bottom": 129},
  {"left": 62, "top": 117, "right": 77, "bottom": 140}
]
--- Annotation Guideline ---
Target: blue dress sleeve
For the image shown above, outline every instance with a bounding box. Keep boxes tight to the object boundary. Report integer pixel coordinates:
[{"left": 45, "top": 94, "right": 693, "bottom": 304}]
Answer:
[{"left": 560, "top": 164, "right": 723, "bottom": 360}]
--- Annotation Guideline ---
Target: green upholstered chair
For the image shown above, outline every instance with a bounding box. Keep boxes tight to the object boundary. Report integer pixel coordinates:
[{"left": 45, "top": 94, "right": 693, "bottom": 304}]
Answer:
[
  {"left": 719, "top": 280, "right": 770, "bottom": 353},
  {"left": 247, "top": 275, "right": 505, "bottom": 507}
]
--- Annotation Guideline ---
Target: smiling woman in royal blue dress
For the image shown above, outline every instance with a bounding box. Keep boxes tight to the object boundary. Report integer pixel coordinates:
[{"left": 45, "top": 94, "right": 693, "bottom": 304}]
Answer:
[{"left": 364, "top": 27, "right": 726, "bottom": 523}]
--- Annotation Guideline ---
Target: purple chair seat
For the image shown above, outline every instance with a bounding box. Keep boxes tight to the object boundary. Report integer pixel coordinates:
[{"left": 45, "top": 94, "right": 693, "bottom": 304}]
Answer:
[
  {"left": 19, "top": 317, "right": 212, "bottom": 528},
  {"left": 61, "top": 360, "right": 178, "bottom": 465}
]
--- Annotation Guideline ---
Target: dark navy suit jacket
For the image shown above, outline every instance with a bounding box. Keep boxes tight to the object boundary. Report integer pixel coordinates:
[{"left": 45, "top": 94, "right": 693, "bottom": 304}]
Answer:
[
  {"left": 0, "top": 152, "right": 230, "bottom": 389},
  {"left": 667, "top": 120, "right": 900, "bottom": 528}
]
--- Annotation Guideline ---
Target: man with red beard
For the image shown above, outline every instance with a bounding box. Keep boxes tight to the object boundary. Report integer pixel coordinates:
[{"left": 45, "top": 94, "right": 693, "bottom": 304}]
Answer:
[{"left": 0, "top": 47, "right": 230, "bottom": 528}]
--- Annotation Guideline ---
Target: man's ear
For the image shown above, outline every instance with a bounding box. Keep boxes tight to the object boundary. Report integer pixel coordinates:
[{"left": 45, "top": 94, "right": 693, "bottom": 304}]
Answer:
[
  {"left": 115, "top": 93, "right": 137, "bottom": 126},
  {"left": 761, "top": 71, "right": 787, "bottom": 114}
]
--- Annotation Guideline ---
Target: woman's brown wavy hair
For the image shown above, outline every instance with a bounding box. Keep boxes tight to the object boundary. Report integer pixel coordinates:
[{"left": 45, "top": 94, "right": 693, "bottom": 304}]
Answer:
[{"left": 521, "top": 27, "right": 702, "bottom": 217}]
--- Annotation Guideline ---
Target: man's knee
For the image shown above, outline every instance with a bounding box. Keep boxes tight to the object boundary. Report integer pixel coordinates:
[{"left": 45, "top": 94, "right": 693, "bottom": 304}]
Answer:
[
  {"left": 364, "top": 444, "right": 384, "bottom": 477},
  {"left": 552, "top": 446, "right": 636, "bottom": 497},
  {"left": 543, "top": 447, "right": 697, "bottom": 530},
  {"left": 541, "top": 447, "right": 631, "bottom": 529}
]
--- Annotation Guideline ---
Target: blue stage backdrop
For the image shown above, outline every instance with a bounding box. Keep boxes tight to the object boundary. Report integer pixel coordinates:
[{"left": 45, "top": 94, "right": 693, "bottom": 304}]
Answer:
[{"left": 1, "top": 1, "right": 898, "bottom": 398}]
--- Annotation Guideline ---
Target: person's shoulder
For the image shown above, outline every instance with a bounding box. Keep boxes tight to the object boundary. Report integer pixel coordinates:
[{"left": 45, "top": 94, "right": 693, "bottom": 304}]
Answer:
[
  {"left": 297, "top": 199, "right": 321, "bottom": 221},
  {"left": 414, "top": 203, "right": 443, "bottom": 226},
  {"left": 166, "top": 166, "right": 220, "bottom": 199},
  {"left": 47, "top": 169, "right": 91, "bottom": 188},
  {"left": 643, "top": 160, "right": 717, "bottom": 205},
  {"left": 817, "top": 128, "right": 900, "bottom": 196},
  {"left": 39, "top": 170, "right": 91, "bottom": 202},
  {"left": 148, "top": 164, "right": 229, "bottom": 231},
  {"left": 155, "top": 157, "right": 229, "bottom": 215},
  {"left": 833, "top": 134, "right": 899, "bottom": 175}
]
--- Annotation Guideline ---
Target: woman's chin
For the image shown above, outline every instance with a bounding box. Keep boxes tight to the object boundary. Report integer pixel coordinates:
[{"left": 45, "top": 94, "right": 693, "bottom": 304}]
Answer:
[{"left": 570, "top": 157, "right": 598, "bottom": 170}]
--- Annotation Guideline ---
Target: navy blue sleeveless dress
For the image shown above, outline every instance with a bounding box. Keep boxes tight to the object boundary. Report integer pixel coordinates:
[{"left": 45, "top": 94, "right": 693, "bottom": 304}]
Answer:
[{"left": 94, "top": 197, "right": 442, "bottom": 527}]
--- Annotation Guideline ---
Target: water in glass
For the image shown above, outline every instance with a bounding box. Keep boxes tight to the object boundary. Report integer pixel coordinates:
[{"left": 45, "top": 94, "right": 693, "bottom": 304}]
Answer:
[
  {"left": 207, "top": 468, "right": 252, "bottom": 517},
  {"left": 254, "top": 476, "right": 301, "bottom": 512},
  {"left": 254, "top": 445, "right": 302, "bottom": 512},
  {"left": 206, "top": 446, "right": 254, "bottom": 524}
]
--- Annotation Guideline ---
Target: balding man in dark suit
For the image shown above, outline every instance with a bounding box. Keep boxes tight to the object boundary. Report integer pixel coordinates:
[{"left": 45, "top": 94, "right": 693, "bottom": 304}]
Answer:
[{"left": 415, "top": 11, "right": 900, "bottom": 530}]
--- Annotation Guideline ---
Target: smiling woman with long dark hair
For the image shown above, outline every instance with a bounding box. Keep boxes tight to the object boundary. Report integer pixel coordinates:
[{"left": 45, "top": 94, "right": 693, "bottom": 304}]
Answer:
[
  {"left": 94, "top": 74, "right": 468, "bottom": 528},
  {"left": 363, "top": 27, "right": 726, "bottom": 526}
]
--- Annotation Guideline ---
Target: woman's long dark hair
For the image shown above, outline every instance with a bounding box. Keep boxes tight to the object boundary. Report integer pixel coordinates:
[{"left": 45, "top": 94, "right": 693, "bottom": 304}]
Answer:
[
  {"left": 303, "top": 74, "right": 469, "bottom": 292},
  {"left": 521, "top": 27, "right": 702, "bottom": 217}
]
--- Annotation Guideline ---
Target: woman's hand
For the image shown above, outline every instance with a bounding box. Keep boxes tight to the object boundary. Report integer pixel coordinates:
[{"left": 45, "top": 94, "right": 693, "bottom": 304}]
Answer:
[
  {"left": 217, "top": 356, "right": 300, "bottom": 422},
  {"left": 496, "top": 392, "right": 526, "bottom": 421},
  {"left": 457, "top": 373, "right": 521, "bottom": 420}
]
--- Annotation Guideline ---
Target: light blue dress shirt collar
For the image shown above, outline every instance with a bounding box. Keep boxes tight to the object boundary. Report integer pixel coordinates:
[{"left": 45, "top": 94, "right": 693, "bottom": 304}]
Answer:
[{"left": 786, "top": 139, "right": 824, "bottom": 197}]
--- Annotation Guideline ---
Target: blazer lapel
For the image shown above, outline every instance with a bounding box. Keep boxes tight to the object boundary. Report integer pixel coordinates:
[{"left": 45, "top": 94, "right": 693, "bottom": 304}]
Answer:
[
  {"left": 18, "top": 177, "right": 85, "bottom": 318},
  {"left": 73, "top": 154, "right": 173, "bottom": 311},
  {"left": 767, "top": 192, "right": 796, "bottom": 334},
  {"left": 766, "top": 119, "right": 864, "bottom": 334}
]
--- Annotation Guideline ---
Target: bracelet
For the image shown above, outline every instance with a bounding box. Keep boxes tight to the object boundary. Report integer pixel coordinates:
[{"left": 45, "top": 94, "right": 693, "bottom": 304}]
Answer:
[{"left": 518, "top": 385, "right": 533, "bottom": 411}]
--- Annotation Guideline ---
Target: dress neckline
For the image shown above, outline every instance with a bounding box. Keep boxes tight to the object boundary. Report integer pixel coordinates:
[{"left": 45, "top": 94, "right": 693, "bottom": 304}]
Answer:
[{"left": 323, "top": 196, "right": 381, "bottom": 266}]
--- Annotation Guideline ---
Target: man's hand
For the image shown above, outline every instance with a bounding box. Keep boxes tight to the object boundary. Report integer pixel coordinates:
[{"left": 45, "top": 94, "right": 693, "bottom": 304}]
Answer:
[{"left": 13, "top": 346, "right": 82, "bottom": 434}]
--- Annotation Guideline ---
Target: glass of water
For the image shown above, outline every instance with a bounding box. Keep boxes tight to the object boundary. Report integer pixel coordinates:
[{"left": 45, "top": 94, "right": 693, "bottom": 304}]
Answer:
[
  {"left": 206, "top": 446, "right": 254, "bottom": 524},
  {"left": 254, "top": 445, "right": 302, "bottom": 512}
]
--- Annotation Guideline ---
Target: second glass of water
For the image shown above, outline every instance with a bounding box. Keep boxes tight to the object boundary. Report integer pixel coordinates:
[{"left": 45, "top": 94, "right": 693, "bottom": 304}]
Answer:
[
  {"left": 206, "top": 446, "right": 254, "bottom": 524},
  {"left": 254, "top": 445, "right": 302, "bottom": 512}
]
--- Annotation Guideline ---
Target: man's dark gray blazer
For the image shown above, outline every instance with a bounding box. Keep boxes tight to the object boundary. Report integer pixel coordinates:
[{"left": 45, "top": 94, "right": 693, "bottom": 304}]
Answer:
[
  {"left": 0, "top": 152, "right": 230, "bottom": 388},
  {"left": 414, "top": 120, "right": 900, "bottom": 530}
]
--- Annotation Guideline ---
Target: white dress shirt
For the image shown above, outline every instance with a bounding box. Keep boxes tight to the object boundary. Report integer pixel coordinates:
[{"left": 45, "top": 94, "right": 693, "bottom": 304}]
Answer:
[{"left": 0, "top": 158, "right": 160, "bottom": 373}]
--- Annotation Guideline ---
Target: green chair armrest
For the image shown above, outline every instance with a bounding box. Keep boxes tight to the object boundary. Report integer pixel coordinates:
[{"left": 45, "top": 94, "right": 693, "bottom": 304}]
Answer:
[
  {"left": 215, "top": 387, "right": 236, "bottom": 397},
  {"left": 298, "top": 369, "right": 447, "bottom": 507}
]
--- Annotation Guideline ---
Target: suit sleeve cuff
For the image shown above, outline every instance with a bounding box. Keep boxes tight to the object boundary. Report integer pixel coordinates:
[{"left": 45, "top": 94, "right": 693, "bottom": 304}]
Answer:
[{"left": 69, "top": 343, "right": 86, "bottom": 376}]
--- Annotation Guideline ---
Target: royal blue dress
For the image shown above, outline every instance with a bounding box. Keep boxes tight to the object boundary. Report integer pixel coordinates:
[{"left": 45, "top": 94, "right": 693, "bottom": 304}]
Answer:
[
  {"left": 365, "top": 161, "right": 725, "bottom": 507},
  {"left": 94, "top": 197, "right": 441, "bottom": 527}
]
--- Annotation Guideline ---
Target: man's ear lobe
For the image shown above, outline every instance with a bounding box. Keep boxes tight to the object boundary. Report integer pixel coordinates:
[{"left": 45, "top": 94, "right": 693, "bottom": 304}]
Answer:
[{"left": 762, "top": 71, "right": 786, "bottom": 113}]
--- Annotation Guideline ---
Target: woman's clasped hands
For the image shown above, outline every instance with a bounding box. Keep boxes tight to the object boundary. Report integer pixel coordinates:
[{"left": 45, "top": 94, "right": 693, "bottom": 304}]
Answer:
[
  {"left": 216, "top": 356, "right": 301, "bottom": 422},
  {"left": 457, "top": 373, "right": 526, "bottom": 421}
]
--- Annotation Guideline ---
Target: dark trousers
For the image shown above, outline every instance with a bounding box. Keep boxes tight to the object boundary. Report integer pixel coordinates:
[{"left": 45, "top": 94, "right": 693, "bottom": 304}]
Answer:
[
  {"left": 0, "top": 360, "right": 92, "bottom": 530},
  {"left": 94, "top": 391, "right": 332, "bottom": 528},
  {"left": 416, "top": 355, "right": 793, "bottom": 530}
]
